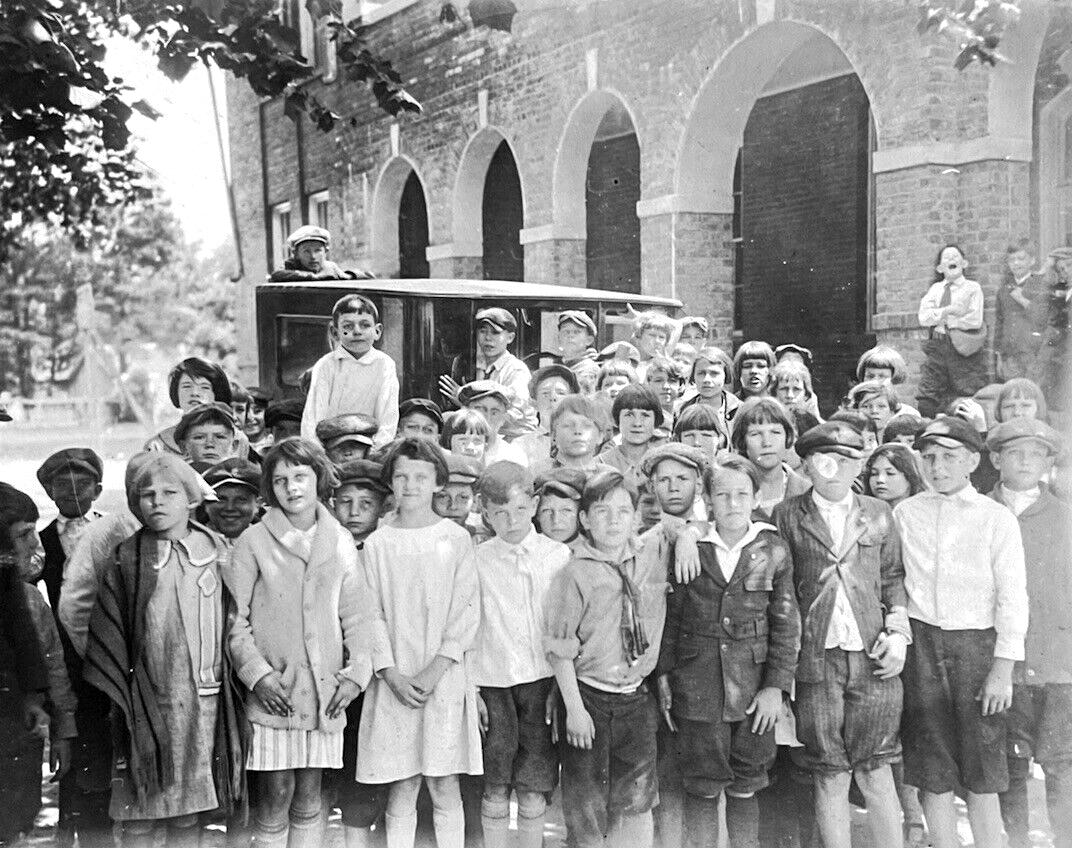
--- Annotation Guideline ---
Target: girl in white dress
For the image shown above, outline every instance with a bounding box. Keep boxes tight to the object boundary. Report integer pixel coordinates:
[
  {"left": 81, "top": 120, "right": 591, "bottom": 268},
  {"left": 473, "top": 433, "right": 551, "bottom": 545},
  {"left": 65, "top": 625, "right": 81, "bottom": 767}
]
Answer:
[{"left": 358, "top": 437, "right": 482, "bottom": 848}]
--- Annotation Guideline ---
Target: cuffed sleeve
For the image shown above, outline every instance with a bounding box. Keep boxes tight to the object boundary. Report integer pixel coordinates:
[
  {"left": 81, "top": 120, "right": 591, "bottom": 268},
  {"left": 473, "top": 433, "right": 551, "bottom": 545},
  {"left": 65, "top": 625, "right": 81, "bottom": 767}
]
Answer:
[
  {"left": 435, "top": 539, "right": 480, "bottom": 664},
  {"left": 542, "top": 569, "right": 583, "bottom": 662},
  {"left": 762, "top": 541, "right": 801, "bottom": 695},
  {"left": 918, "top": 283, "right": 944, "bottom": 328},
  {"left": 222, "top": 533, "right": 274, "bottom": 690}
]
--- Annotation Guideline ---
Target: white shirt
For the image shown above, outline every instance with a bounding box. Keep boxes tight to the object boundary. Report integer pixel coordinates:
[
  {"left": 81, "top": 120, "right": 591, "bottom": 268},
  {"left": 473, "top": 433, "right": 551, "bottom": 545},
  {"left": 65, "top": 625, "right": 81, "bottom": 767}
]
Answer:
[
  {"left": 484, "top": 437, "right": 530, "bottom": 467},
  {"left": 1000, "top": 485, "right": 1041, "bottom": 517},
  {"left": 300, "top": 346, "right": 400, "bottom": 448},
  {"left": 471, "top": 529, "right": 570, "bottom": 687},
  {"left": 893, "top": 486, "right": 1028, "bottom": 660},
  {"left": 811, "top": 491, "right": 865, "bottom": 651},
  {"left": 55, "top": 510, "right": 105, "bottom": 558},
  {"left": 703, "top": 522, "right": 776, "bottom": 583},
  {"left": 918, "top": 277, "right": 985, "bottom": 332}
]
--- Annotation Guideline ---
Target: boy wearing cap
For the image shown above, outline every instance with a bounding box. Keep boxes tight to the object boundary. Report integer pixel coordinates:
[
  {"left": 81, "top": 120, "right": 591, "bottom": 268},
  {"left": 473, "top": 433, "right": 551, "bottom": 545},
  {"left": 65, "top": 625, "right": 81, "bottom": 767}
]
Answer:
[
  {"left": 175, "top": 402, "right": 241, "bottom": 468},
  {"left": 202, "top": 459, "right": 262, "bottom": 542},
  {"left": 678, "top": 317, "right": 709, "bottom": 350},
  {"left": 458, "top": 380, "right": 530, "bottom": 467},
  {"left": 893, "top": 416, "right": 1029, "bottom": 848},
  {"left": 316, "top": 413, "right": 377, "bottom": 464},
  {"left": 533, "top": 468, "right": 586, "bottom": 545},
  {"left": 772, "top": 421, "right": 910, "bottom": 848},
  {"left": 984, "top": 419, "right": 1072, "bottom": 848},
  {"left": 515, "top": 365, "right": 580, "bottom": 467},
  {"left": 471, "top": 461, "right": 571, "bottom": 848},
  {"left": 268, "top": 225, "right": 372, "bottom": 281},
  {"left": 301, "top": 294, "right": 399, "bottom": 449},
  {"left": 631, "top": 311, "right": 675, "bottom": 379},
  {"left": 398, "top": 398, "right": 444, "bottom": 441},
  {"left": 434, "top": 453, "right": 485, "bottom": 539},
  {"left": 996, "top": 241, "right": 1047, "bottom": 382},
  {"left": 265, "top": 399, "right": 304, "bottom": 443},
  {"left": 556, "top": 311, "right": 598, "bottom": 366}
]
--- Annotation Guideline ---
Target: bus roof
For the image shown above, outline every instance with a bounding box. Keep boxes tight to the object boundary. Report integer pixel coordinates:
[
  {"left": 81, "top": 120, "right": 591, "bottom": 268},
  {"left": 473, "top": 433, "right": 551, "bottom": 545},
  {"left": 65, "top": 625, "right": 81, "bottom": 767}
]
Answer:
[{"left": 257, "top": 277, "right": 682, "bottom": 308}]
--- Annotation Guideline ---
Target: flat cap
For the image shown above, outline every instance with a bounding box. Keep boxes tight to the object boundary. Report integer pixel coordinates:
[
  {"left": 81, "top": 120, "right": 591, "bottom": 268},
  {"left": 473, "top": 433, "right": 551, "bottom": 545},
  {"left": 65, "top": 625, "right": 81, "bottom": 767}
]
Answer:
[
  {"left": 287, "top": 225, "right": 330, "bottom": 248},
  {"left": 264, "top": 398, "right": 305, "bottom": 428},
  {"left": 37, "top": 448, "right": 104, "bottom": 487},
  {"left": 475, "top": 307, "right": 517, "bottom": 332},
  {"left": 558, "top": 310, "right": 597, "bottom": 336},
  {"left": 795, "top": 421, "right": 865, "bottom": 460},
  {"left": 446, "top": 453, "right": 483, "bottom": 485},
  {"left": 399, "top": 398, "right": 444, "bottom": 429},
  {"left": 530, "top": 363, "right": 580, "bottom": 398},
  {"left": 680, "top": 316, "right": 709, "bottom": 336},
  {"left": 640, "top": 443, "right": 710, "bottom": 479},
  {"left": 914, "top": 415, "right": 984, "bottom": 454},
  {"left": 534, "top": 466, "right": 587, "bottom": 501},
  {"left": 175, "top": 402, "right": 238, "bottom": 445},
  {"left": 986, "top": 418, "right": 1063, "bottom": 456},
  {"left": 458, "top": 380, "right": 512, "bottom": 408},
  {"left": 596, "top": 341, "right": 641, "bottom": 364},
  {"left": 316, "top": 413, "right": 378, "bottom": 449},
  {"left": 335, "top": 459, "right": 390, "bottom": 493},
  {"left": 202, "top": 458, "right": 261, "bottom": 493}
]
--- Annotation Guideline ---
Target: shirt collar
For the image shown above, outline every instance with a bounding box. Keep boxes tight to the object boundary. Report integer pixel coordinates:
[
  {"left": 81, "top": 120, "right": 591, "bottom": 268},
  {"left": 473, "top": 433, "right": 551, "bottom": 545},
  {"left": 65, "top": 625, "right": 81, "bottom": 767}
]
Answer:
[
  {"left": 486, "top": 527, "right": 541, "bottom": 556},
  {"left": 573, "top": 536, "right": 639, "bottom": 566},
  {"left": 811, "top": 489, "right": 854, "bottom": 512},
  {"left": 55, "top": 510, "right": 103, "bottom": 533},
  {"left": 332, "top": 345, "right": 375, "bottom": 365},
  {"left": 921, "top": 484, "right": 981, "bottom": 504},
  {"left": 705, "top": 521, "right": 775, "bottom": 553},
  {"left": 1000, "top": 484, "right": 1041, "bottom": 504}
]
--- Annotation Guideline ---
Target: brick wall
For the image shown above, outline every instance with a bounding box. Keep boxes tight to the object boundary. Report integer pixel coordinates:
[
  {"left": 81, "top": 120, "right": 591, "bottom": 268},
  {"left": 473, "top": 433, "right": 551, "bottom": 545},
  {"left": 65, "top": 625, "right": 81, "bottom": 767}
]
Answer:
[{"left": 585, "top": 133, "right": 641, "bottom": 293}]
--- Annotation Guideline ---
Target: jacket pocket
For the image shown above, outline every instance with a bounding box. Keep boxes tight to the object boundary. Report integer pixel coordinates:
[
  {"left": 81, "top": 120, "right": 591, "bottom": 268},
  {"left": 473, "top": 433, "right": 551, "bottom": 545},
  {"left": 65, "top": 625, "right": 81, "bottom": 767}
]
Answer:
[
  {"left": 752, "top": 641, "right": 769, "bottom": 664},
  {"left": 743, "top": 571, "right": 774, "bottom": 592}
]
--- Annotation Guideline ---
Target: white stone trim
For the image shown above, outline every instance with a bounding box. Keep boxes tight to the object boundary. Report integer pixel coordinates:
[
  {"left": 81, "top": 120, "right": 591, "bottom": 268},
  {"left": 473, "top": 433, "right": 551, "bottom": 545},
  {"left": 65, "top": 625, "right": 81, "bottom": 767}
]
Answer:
[
  {"left": 872, "top": 136, "right": 1033, "bottom": 173},
  {"left": 635, "top": 193, "right": 734, "bottom": 217},
  {"left": 518, "top": 223, "right": 586, "bottom": 244},
  {"left": 426, "top": 241, "right": 483, "bottom": 261},
  {"left": 358, "top": 0, "right": 420, "bottom": 26}
]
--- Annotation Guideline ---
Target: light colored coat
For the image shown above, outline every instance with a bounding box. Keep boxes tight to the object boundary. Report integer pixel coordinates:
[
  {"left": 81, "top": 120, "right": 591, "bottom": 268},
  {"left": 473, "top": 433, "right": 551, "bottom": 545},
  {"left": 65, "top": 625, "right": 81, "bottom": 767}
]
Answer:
[{"left": 224, "top": 504, "right": 368, "bottom": 732}]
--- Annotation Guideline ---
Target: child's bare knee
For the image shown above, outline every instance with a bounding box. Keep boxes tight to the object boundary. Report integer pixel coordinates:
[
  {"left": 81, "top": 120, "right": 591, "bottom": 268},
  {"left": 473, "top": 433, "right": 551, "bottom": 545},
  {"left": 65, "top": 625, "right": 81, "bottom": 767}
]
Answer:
[
  {"left": 386, "top": 775, "right": 423, "bottom": 814},
  {"left": 425, "top": 774, "right": 461, "bottom": 810},
  {"left": 516, "top": 790, "right": 546, "bottom": 819}
]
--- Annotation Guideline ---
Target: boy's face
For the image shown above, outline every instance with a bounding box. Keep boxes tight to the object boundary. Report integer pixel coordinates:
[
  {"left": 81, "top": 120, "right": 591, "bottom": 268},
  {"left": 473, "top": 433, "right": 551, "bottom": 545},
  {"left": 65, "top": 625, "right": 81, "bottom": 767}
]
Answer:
[
  {"left": 637, "top": 327, "right": 669, "bottom": 358},
  {"left": 49, "top": 471, "right": 102, "bottom": 519},
  {"left": 580, "top": 486, "right": 636, "bottom": 552},
  {"left": 803, "top": 452, "right": 862, "bottom": 502},
  {"left": 619, "top": 407, "right": 657, "bottom": 446},
  {"left": 650, "top": 458, "right": 699, "bottom": 518},
  {"left": 1006, "top": 249, "right": 1033, "bottom": 279},
  {"left": 558, "top": 323, "right": 594, "bottom": 358},
  {"left": 602, "top": 375, "right": 630, "bottom": 399},
  {"left": 553, "top": 411, "right": 600, "bottom": 459},
  {"left": 400, "top": 412, "right": 440, "bottom": 440},
  {"left": 333, "top": 483, "right": 384, "bottom": 540},
  {"left": 469, "top": 398, "right": 508, "bottom": 435},
  {"left": 992, "top": 441, "right": 1054, "bottom": 492},
  {"left": 205, "top": 483, "right": 259, "bottom": 540},
  {"left": 919, "top": 443, "right": 979, "bottom": 494},
  {"left": 138, "top": 474, "right": 192, "bottom": 534},
  {"left": 537, "top": 493, "right": 579, "bottom": 543},
  {"left": 335, "top": 310, "right": 382, "bottom": 357},
  {"left": 433, "top": 482, "right": 475, "bottom": 524},
  {"left": 477, "top": 324, "right": 513, "bottom": 361},
  {"left": 671, "top": 348, "right": 697, "bottom": 374},
  {"left": 177, "top": 374, "right": 216, "bottom": 411},
  {"left": 709, "top": 468, "right": 757, "bottom": 538},
  {"left": 680, "top": 326, "right": 706, "bottom": 348},
  {"left": 327, "top": 441, "right": 369, "bottom": 465},
  {"left": 743, "top": 422, "right": 787, "bottom": 471},
  {"left": 739, "top": 359, "right": 770, "bottom": 395},
  {"left": 679, "top": 428, "right": 721, "bottom": 460},
  {"left": 450, "top": 431, "right": 487, "bottom": 459},
  {"left": 776, "top": 376, "right": 806, "bottom": 408},
  {"left": 391, "top": 455, "right": 443, "bottom": 509},
  {"left": 859, "top": 396, "right": 893, "bottom": 430},
  {"left": 184, "top": 422, "right": 238, "bottom": 465},
  {"left": 645, "top": 369, "right": 679, "bottom": 409},
  {"left": 863, "top": 366, "right": 894, "bottom": 384},
  {"left": 271, "top": 460, "right": 318, "bottom": 516},
  {"left": 938, "top": 246, "right": 965, "bottom": 280},
  {"left": 575, "top": 367, "right": 598, "bottom": 396},
  {"left": 999, "top": 395, "right": 1037, "bottom": 422},
  {"left": 6, "top": 520, "right": 40, "bottom": 581},
  {"left": 695, "top": 361, "right": 726, "bottom": 399},
  {"left": 295, "top": 241, "right": 328, "bottom": 272},
  {"left": 481, "top": 487, "right": 537, "bottom": 545},
  {"left": 534, "top": 377, "right": 571, "bottom": 418}
]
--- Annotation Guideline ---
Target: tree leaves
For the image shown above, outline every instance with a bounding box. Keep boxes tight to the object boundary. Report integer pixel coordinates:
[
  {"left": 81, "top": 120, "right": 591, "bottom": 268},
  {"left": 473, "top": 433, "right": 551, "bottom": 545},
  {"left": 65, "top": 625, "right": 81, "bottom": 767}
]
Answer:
[{"left": 917, "top": 1, "right": 1020, "bottom": 68}]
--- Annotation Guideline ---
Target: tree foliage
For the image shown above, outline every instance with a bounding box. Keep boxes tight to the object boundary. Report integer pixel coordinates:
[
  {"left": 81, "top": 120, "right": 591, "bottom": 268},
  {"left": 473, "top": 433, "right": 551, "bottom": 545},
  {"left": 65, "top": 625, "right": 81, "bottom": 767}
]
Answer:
[{"left": 918, "top": 0, "right": 1023, "bottom": 69}]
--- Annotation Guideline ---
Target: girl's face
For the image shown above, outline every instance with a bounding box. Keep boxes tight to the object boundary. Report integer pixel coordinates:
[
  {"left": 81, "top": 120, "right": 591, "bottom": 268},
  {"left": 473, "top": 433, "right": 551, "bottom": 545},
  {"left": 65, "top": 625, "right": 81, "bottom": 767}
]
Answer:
[
  {"left": 177, "top": 374, "right": 216, "bottom": 411},
  {"left": 138, "top": 473, "right": 192, "bottom": 535},
  {"left": 694, "top": 361, "right": 726, "bottom": 399},
  {"left": 580, "top": 487, "right": 636, "bottom": 552},
  {"left": 863, "top": 366, "right": 894, "bottom": 384},
  {"left": 451, "top": 431, "right": 487, "bottom": 460},
  {"left": 938, "top": 247, "right": 966, "bottom": 280},
  {"left": 602, "top": 375, "right": 631, "bottom": 399},
  {"left": 679, "top": 428, "right": 722, "bottom": 459},
  {"left": 739, "top": 359, "right": 770, "bottom": 395},
  {"left": 867, "top": 455, "right": 911, "bottom": 504},
  {"left": 391, "top": 455, "right": 443, "bottom": 510},
  {"left": 271, "top": 460, "right": 318, "bottom": 517},
  {"left": 672, "top": 349, "right": 697, "bottom": 374},
  {"left": 5, "top": 520, "right": 40, "bottom": 581},
  {"left": 619, "top": 407, "right": 657, "bottom": 446},
  {"left": 859, "top": 396, "right": 893, "bottom": 430},
  {"left": 646, "top": 369, "right": 679, "bottom": 409},
  {"left": 743, "top": 422, "right": 787, "bottom": 471},
  {"left": 553, "top": 412, "right": 600, "bottom": 459},
  {"left": 537, "top": 494, "right": 579, "bottom": 543},
  {"left": 999, "top": 395, "right": 1038, "bottom": 421},
  {"left": 776, "top": 376, "right": 807, "bottom": 408},
  {"left": 534, "top": 377, "right": 571, "bottom": 419},
  {"left": 680, "top": 326, "right": 706, "bottom": 348}
]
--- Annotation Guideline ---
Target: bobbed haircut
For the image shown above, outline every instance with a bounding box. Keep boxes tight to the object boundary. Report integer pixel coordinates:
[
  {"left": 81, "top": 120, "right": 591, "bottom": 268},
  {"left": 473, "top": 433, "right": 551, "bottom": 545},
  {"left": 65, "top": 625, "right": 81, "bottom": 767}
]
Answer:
[
  {"left": 332, "top": 293, "right": 380, "bottom": 324},
  {"left": 994, "top": 378, "right": 1049, "bottom": 423},
  {"left": 381, "top": 436, "right": 450, "bottom": 487},
  {"left": 550, "top": 394, "right": 608, "bottom": 433},
  {"left": 732, "top": 341, "right": 776, "bottom": 384},
  {"left": 731, "top": 396, "right": 797, "bottom": 454},
  {"left": 881, "top": 415, "right": 926, "bottom": 444},
  {"left": 596, "top": 361, "right": 639, "bottom": 391},
  {"left": 611, "top": 384, "right": 663, "bottom": 425},
  {"left": 673, "top": 402, "right": 723, "bottom": 437},
  {"left": 476, "top": 460, "right": 534, "bottom": 505},
  {"left": 709, "top": 453, "right": 762, "bottom": 495},
  {"left": 168, "top": 357, "right": 232, "bottom": 408},
  {"left": 580, "top": 468, "right": 639, "bottom": 514},
  {"left": 261, "top": 436, "right": 339, "bottom": 507},
  {"left": 848, "top": 379, "right": 900, "bottom": 413},
  {"left": 770, "top": 359, "right": 815, "bottom": 399},
  {"left": 864, "top": 443, "right": 928, "bottom": 498},
  {"left": 0, "top": 482, "right": 39, "bottom": 553},
  {"left": 855, "top": 344, "right": 907, "bottom": 385},
  {"left": 644, "top": 354, "right": 680, "bottom": 380},
  {"left": 440, "top": 408, "right": 493, "bottom": 449},
  {"left": 691, "top": 346, "right": 734, "bottom": 383},
  {"left": 230, "top": 381, "right": 250, "bottom": 404}
]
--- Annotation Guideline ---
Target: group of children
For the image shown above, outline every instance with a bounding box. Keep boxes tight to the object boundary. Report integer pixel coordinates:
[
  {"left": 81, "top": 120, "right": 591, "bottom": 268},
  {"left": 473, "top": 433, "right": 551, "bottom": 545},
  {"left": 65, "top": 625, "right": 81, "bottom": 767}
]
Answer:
[{"left": 0, "top": 232, "right": 1069, "bottom": 848}]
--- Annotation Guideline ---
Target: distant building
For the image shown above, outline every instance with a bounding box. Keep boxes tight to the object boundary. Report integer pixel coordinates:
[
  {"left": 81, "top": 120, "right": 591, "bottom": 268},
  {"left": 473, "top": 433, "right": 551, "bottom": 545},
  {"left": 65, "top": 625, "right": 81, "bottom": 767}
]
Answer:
[{"left": 226, "top": 0, "right": 1071, "bottom": 408}]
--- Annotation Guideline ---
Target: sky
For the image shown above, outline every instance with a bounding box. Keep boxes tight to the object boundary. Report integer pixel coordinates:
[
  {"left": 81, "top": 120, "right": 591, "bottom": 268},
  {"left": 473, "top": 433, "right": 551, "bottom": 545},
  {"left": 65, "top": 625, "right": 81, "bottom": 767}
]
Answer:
[{"left": 105, "top": 36, "right": 232, "bottom": 252}]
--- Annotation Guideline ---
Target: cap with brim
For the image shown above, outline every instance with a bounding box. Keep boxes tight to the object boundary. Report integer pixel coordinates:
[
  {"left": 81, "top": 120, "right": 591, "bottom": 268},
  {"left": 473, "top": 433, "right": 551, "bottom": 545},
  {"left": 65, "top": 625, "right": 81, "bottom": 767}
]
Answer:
[
  {"left": 474, "top": 307, "right": 517, "bottom": 332},
  {"left": 985, "top": 418, "right": 1063, "bottom": 456},
  {"left": 175, "top": 402, "right": 238, "bottom": 445},
  {"left": 557, "top": 310, "right": 597, "bottom": 336},
  {"left": 335, "top": 459, "right": 390, "bottom": 494},
  {"left": 913, "top": 415, "right": 984, "bottom": 453},
  {"left": 639, "top": 443, "right": 710, "bottom": 479},
  {"left": 399, "top": 398, "right": 444, "bottom": 429},
  {"left": 458, "top": 380, "right": 512, "bottom": 408},
  {"left": 286, "top": 225, "right": 330, "bottom": 248},
  {"left": 534, "top": 467, "right": 586, "bottom": 501},
  {"left": 248, "top": 386, "right": 273, "bottom": 403},
  {"left": 37, "top": 448, "right": 105, "bottom": 487},
  {"left": 265, "top": 399, "right": 305, "bottom": 429},
  {"left": 530, "top": 364, "right": 580, "bottom": 398},
  {"left": 795, "top": 421, "right": 865, "bottom": 460},
  {"left": 680, "top": 316, "right": 709, "bottom": 335},
  {"left": 203, "top": 458, "right": 261, "bottom": 493},
  {"left": 596, "top": 341, "right": 641, "bottom": 364},
  {"left": 446, "top": 453, "right": 483, "bottom": 485},
  {"left": 316, "top": 413, "right": 378, "bottom": 450}
]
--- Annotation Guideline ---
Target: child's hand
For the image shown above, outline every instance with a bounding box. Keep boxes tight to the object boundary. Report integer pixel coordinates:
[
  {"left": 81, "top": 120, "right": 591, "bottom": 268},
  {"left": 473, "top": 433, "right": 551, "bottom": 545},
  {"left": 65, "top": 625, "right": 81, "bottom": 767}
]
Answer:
[
  {"left": 656, "top": 675, "right": 677, "bottom": 733},
  {"left": 565, "top": 707, "right": 595, "bottom": 750},
  {"left": 23, "top": 693, "right": 49, "bottom": 740},
  {"left": 50, "top": 738, "right": 71, "bottom": 780},
  {"left": 325, "top": 678, "right": 361, "bottom": 720},
  {"left": 253, "top": 671, "right": 294, "bottom": 716},
  {"left": 673, "top": 528, "right": 701, "bottom": 585},
  {"left": 412, "top": 656, "right": 452, "bottom": 697},
  {"left": 477, "top": 691, "right": 489, "bottom": 739},
  {"left": 977, "top": 658, "right": 1014, "bottom": 716},
  {"left": 382, "top": 668, "right": 428, "bottom": 709},
  {"left": 869, "top": 632, "right": 908, "bottom": 679},
  {"left": 746, "top": 687, "right": 782, "bottom": 734},
  {"left": 438, "top": 375, "right": 462, "bottom": 407},
  {"left": 544, "top": 684, "right": 561, "bottom": 744}
]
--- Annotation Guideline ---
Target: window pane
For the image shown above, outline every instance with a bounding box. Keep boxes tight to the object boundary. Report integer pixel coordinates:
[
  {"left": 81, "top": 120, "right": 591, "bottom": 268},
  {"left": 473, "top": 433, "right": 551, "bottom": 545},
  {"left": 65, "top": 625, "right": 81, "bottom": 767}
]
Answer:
[
  {"left": 316, "top": 199, "right": 329, "bottom": 230},
  {"left": 1065, "top": 115, "right": 1072, "bottom": 183},
  {"left": 277, "top": 315, "right": 331, "bottom": 387}
]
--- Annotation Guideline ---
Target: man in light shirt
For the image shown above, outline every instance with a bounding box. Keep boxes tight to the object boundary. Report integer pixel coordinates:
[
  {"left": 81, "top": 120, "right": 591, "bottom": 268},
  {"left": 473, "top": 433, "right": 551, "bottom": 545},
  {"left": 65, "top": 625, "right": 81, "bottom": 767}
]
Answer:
[{"left": 893, "top": 416, "right": 1029, "bottom": 848}]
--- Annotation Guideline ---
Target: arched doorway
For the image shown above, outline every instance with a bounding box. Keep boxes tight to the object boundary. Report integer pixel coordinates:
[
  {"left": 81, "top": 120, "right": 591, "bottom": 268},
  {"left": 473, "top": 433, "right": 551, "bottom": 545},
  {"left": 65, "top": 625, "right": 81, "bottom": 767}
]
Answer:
[
  {"left": 585, "top": 101, "right": 640, "bottom": 293},
  {"left": 481, "top": 141, "right": 524, "bottom": 281},
  {"left": 398, "top": 171, "right": 429, "bottom": 278}
]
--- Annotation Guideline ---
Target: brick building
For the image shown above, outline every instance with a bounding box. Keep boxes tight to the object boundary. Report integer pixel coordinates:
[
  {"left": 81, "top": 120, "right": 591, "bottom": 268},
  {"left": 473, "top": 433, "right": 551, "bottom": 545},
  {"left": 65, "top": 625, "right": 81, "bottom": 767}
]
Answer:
[{"left": 226, "top": 0, "right": 1071, "bottom": 408}]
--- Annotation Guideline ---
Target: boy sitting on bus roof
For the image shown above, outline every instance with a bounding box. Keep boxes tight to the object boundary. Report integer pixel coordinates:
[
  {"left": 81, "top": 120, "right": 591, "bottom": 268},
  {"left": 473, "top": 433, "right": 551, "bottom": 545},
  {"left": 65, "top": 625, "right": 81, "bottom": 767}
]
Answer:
[{"left": 268, "top": 225, "right": 374, "bottom": 281}]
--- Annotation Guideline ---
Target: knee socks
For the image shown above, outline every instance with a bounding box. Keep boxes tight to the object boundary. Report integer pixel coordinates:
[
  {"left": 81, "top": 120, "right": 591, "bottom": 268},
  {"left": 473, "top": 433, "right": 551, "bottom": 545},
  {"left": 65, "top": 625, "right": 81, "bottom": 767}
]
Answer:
[
  {"left": 385, "top": 811, "right": 418, "bottom": 848},
  {"left": 725, "top": 793, "right": 759, "bottom": 848},
  {"left": 516, "top": 794, "right": 547, "bottom": 848},
  {"left": 286, "top": 800, "right": 322, "bottom": 848},
  {"left": 432, "top": 803, "right": 465, "bottom": 848},
  {"left": 480, "top": 795, "right": 510, "bottom": 848}
]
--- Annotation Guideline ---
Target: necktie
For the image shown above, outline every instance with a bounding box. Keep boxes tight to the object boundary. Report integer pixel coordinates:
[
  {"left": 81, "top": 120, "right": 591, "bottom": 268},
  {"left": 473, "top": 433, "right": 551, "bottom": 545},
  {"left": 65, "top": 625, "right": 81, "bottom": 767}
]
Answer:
[{"left": 939, "top": 281, "right": 953, "bottom": 308}]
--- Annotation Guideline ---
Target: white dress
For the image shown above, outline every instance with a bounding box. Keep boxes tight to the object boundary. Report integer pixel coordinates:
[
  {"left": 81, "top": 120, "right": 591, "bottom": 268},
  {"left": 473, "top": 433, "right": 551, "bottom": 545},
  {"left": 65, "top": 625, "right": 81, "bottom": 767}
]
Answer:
[{"left": 356, "top": 520, "right": 483, "bottom": 783}]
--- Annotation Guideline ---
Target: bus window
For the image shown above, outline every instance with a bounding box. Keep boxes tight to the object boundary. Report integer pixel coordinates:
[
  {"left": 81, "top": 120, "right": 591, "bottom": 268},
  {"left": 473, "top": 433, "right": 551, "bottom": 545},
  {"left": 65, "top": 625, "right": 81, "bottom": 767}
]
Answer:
[
  {"left": 436, "top": 299, "right": 474, "bottom": 389},
  {"left": 277, "top": 314, "right": 331, "bottom": 388},
  {"left": 380, "top": 297, "right": 404, "bottom": 383}
]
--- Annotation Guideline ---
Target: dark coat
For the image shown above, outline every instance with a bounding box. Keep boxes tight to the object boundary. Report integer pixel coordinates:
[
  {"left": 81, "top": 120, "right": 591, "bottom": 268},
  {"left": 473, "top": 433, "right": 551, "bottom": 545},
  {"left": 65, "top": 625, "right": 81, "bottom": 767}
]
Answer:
[
  {"left": 658, "top": 529, "right": 800, "bottom": 722},
  {"left": 772, "top": 493, "right": 906, "bottom": 683},
  {"left": 995, "top": 272, "right": 1047, "bottom": 357}
]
